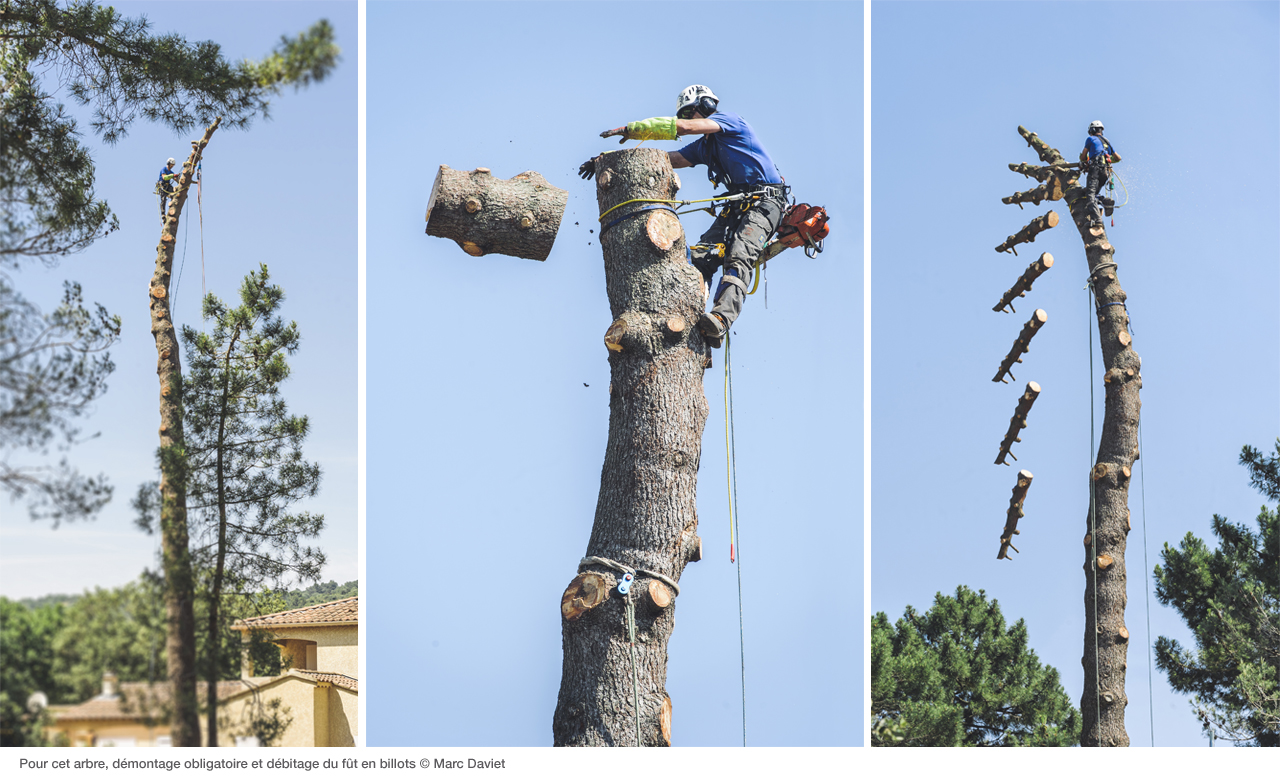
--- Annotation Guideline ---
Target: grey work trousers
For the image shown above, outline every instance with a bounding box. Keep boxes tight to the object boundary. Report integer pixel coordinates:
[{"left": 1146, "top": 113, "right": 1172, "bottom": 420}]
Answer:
[
  {"left": 1085, "top": 157, "right": 1109, "bottom": 222},
  {"left": 691, "top": 189, "right": 787, "bottom": 330}
]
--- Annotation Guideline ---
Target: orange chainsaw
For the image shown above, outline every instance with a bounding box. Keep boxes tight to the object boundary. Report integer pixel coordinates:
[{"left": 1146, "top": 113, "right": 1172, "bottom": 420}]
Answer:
[{"left": 761, "top": 203, "right": 830, "bottom": 262}]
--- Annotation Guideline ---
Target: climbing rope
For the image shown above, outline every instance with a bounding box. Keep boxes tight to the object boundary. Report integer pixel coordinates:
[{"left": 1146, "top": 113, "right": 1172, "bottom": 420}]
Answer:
[
  {"left": 197, "top": 160, "right": 205, "bottom": 299},
  {"left": 723, "top": 334, "right": 748, "bottom": 747},
  {"left": 597, "top": 192, "right": 747, "bottom": 224}
]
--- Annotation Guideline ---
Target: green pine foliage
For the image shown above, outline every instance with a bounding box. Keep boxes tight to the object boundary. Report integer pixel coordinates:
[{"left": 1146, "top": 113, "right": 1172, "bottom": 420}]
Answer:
[
  {"left": 872, "top": 585, "right": 1081, "bottom": 746},
  {"left": 0, "top": 597, "right": 66, "bottom": 745},
  {"left": 1153, "top": 441, "right": 1280, "bottom": 746},
  {"left": 279, "top": 580, "right": 357, "bottom": 610}
]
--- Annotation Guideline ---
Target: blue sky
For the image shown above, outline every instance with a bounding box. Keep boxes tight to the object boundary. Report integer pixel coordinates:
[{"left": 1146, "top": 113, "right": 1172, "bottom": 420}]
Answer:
[
  {"left": 870, "top": 1, "right": 1278, "bottom": 748},
  {"left": 366, "top": 0, "right": 862, "bottom": 748},
  {"left": 0, "top": 2, "right": 359, "bottom": 599}
]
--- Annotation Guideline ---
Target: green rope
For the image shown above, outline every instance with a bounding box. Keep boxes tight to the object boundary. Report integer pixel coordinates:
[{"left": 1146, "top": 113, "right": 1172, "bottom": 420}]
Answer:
[
  {"left": 625, "top": 592, "right": 640, "bottom": 747},
  {"left": 725, "top": 334, "right": 747, "bottom": 747}
]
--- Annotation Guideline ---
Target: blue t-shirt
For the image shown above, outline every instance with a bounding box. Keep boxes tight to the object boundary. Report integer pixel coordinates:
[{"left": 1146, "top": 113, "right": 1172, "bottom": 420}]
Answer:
[
  {"left": 677, "top": 111, "right": 782, "bottom": 189},
  {"left": 158, "top": 165, "right": 176, "bottom": 183},
  {"left": 1084, "top": 136, "right": 1115, "bottom": 160}
]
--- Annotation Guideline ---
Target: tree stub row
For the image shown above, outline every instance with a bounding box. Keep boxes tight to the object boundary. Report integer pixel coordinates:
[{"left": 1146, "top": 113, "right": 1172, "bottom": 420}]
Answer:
[
  {"left": 993, "top": 309, "right": 1048, "bottom": 384},
  {"left": 995, "top": 381, "right": 1041, "bottom": 466},
  {"left": 993, "top": 253, "right": 1054, "bottom": 313},
  {"left": 997, "top": 470, "right": 1034, "bottom": 560}
]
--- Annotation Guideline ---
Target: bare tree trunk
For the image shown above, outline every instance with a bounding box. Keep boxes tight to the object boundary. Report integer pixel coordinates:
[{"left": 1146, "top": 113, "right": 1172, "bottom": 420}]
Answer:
[
  {"left": 1014, "top": 126, "right": 1138, "bottom": 746},
  {"left": 553, "top": 149, "right": 711, "bottom": 747},
  {"left": 150, "top": 118, "right": 220, "bottom": 746}
]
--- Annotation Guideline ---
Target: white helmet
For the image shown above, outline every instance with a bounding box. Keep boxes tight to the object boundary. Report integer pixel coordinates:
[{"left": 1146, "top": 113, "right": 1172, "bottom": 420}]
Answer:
[
  {"left": 167, "top": 157, "right": 176, "bottom": 166},
  {"left": 676, "top": 85, "right": 719, "bottom": 119},
  {"left": 1088, "top": 120, "right": 1104, "bottom": 135}
]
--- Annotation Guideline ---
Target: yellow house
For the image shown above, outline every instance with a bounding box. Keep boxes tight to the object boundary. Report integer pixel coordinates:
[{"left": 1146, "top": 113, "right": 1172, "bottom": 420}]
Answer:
[
  {"left": 47, "top": 597, "right": 358, "bottom": 747},
  {"left": 228, "top": 596, "right": 359, "bottom": 747}
]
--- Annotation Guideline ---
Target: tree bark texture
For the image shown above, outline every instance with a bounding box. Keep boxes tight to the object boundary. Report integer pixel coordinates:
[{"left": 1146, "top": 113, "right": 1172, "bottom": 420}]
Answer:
[
  {"left": 994, "top": 252, "right": 1054, "bottom": 313},
  {"left": 553, "top": 149, "right": 710, "bottom": 747},
  {"left": 425, "top": 165, "right": 567, "bottom": 261},
  {"left": 998, "top": 469, "right": 1034, "bottom": 560},
  {"left": 150, "top": 118, "right": 219, "bottom": 746},
  {"left": 1015, "top": 126, "right": 1138, "bottom": 747}
]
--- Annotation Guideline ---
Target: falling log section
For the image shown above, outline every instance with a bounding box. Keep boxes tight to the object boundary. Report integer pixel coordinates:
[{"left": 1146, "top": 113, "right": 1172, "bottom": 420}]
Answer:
[
  {"left": 995, "top": 210, "right": 1058, "bottom": 255},
  {"left": 554, "top": 148, "right": 710, "bottom": 747},
  {"left": 1012, "top": 126, "right": 1140, "bottom": 747},
  {"left": 997, "top": 470, "right": 1034, "bottom": 560},
  {"left": 425, "top": 165, "right": 568, "bottom": 261},
  {"left": 994, "top": 253, "right": 1054, "bottom": 313},
  {"left": 995, "top": 381, "right": 1040, "bottom": 466},
  {"left": 993, "top": 309, "right": 1048, "bottom": 384}
]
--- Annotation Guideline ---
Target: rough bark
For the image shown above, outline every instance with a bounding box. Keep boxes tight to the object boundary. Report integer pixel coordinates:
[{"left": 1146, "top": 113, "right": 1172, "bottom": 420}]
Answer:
[
  {"left": 1014, "top": 126, "right": 1138, "bottom": 747},
  {"left": 993, "top": 309, "right": 1048, "bottom": 384},
  {"left": 995, "top": 381, "right": 1040, "bottom": 466},
  {"left": 425, "top": 165, "right": 567, "bottom": 261},
  {"left": 150, "top": 118, "right": 220, "bottom": 746},
  {"left": 993, "top": 252, "right": 1054, "bottom": 313},
  {"left": 998, "top": 470, "right": 1034, "bottom": 560},
  {"left": 995, "top": 210, "right": 1059, "bottom": 255},
  {"left": 553, "top": 148, "right": 709, "bottom": 747}
]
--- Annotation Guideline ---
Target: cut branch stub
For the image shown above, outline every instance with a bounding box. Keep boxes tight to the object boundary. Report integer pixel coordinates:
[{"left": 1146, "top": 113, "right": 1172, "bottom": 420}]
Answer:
[
  {"left": 996, "top": 211, "right": 1059, "bottom": 255},
  {"left": 993, "top": 309, "right": 1048, "bottom": 383},
  {"left": 425, "top": 165, "right": 567, "bottom": 261},
  {"left": 1001, "top": 180, "right": 1056, "bottom": 208},
  {"left": 997, "top": 469, "right": 1034, "bottom": 560},
  {"left": 560, "top": 572, "right": 611, "bottom": 621},
  {"left": 1018, "top": 126, "right": 1067, "bottom": 165},
  {"left": 994, "top": 253, "right": 1054, "bottom": 313},
  {"left": 995, "top": 381, "right": 1041, "bottom": 465},
  {"left": 1008, "top": 161, "right": 1080, "bottom": 182},
  {"left": 645, "top": 209, "right": 684, "bottom": 252}
]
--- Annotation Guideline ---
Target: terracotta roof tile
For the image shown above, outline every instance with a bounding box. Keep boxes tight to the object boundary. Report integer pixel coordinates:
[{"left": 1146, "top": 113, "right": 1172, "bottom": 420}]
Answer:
[
  {"left": 54, "top": 681, "right": 251, "bottom": 722},
  {"left": 233, "top": 596, "right": 358, "bottom": 630},
  {"left": 293, "top": 670, "right": 359, "bottom": 692}
]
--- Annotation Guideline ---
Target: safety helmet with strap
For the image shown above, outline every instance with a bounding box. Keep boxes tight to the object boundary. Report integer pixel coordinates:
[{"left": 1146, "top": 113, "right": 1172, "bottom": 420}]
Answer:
[
  {"left": 1088, "top": 120, "right": 1104, "bottom": 136},
  {"left": 677, "top": 85, "right": 719, "bottom": 120},
  {"left": 167, "top": 157, "right": 176, "bottom": 167}
]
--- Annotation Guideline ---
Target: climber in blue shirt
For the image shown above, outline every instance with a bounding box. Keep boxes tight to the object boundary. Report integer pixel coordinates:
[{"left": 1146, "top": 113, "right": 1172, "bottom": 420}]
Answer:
[
  {"left": 157, "top": 157, "right": 178, "bottom": 223},
  {"left": 580, "top": 85, "right": 787, "bottom": 347},
  {"left": 1080, "top": 121, "right": 1120, "bottom": 228}
]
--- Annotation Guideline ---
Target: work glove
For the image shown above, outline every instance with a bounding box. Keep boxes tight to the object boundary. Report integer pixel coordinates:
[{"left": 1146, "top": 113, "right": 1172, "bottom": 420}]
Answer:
[
  {"left": 578, "top": 157, "right": 597, "bottom": 180},
  {"left": 599, "top": 126, "right": 629, "bottom": 144}
]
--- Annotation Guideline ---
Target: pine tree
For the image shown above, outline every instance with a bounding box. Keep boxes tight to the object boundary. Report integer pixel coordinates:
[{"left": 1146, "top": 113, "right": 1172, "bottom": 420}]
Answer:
[
  {"left": 871, "top": 585, "right": 1081, "bottom": 746},
  {"left": 179, "top": 264, "right": 323, "bottom": 746},
  {"left": 1153, "top": 441, "right": 1280, "bottom": 746}
]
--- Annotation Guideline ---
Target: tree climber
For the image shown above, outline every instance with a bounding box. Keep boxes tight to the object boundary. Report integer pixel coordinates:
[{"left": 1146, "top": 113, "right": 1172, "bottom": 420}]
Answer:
[
  {"left": 157, "top": 157, "right": 178, "bottom": 222},
  {"left": 1080, "top": 121, "right": 1120, "bottom": 227},
  {"left": 580, "top": 85, "right": 787, "bottom": 347}
]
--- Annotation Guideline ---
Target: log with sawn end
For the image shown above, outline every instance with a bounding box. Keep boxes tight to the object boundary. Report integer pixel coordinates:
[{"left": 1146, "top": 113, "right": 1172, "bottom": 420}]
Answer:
[
  {"left": 996, "top": 381, "right": 1041, "bottom": 465},
  {"left": 425, "top": 164, "right": 568, "bottom": 261},
  {"left": 994, "top": 253, "right": 1053, "bottom": 313},
  {"left": 993, "top": 309, "right": 1048, "bottom": 383},
  {"left": 996, "top": 211, "right": 1058, "bottom": 255},
  {"left": 998, "top": 470, "right": 1034, "bottom": 560},
  {"left": 1008, "top": 161, "right": 1080, "bottom": 182}
]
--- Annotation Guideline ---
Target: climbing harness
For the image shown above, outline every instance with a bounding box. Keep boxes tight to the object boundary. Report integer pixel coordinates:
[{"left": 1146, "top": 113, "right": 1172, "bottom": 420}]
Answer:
[{"left": 723, "top": 333, "right": 748, "bottom": 746}]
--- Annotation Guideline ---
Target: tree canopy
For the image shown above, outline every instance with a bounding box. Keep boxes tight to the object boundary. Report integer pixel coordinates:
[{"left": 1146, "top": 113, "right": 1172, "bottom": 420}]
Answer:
[
  {"left": 1, "top": 0, "right": 339, "bottom": 523},
  {"left": 1154, "top": 440, "right": 1280, "bottom": 746},
  {"left": 871, "top": 585, "right": 1081, "bottom": 746}
]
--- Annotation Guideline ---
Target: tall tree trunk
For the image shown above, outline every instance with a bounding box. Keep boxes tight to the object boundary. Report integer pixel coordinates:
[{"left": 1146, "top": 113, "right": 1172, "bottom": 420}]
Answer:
[
  {"left": 1014, "top": 127, "right": 1139, "bottom": 746},
  {"left": 150, "top": 118, "right": 220, "bottom": 746},
  {"left": 553, "top": 149, "right": 711, "bottom": 747}
]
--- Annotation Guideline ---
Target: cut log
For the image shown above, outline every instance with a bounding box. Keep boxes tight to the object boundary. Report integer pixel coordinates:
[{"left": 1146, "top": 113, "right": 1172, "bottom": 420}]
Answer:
[
  {"left": 995, "top": 381, "right": 1041, "bottom": 465},
  {"left": 997, "top": 469, "right": 1034, "bottom": 560},
  {"left": 994, "top": 253, "right": 1054, "bottom": 313},
  {"left": 993, "top": 309, "right": 1048, "bottom": 383},
  {"left": 1008, "top": 161, "right": 1081, "bottom": 182},
  {"left": 425, "top": 165, "right": 567, "bottom": 261},
  {"left": 996, "top": 211, "right": 1059, "bottom": 255}
]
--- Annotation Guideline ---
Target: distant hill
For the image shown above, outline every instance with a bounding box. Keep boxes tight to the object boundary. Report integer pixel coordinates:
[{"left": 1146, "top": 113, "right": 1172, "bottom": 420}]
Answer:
[
  {"left": 278, "top": 580, "right": 358, "bottom": 609},
  {"left": 16, "top": 580, "right": 357, "bottom": 612}
]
